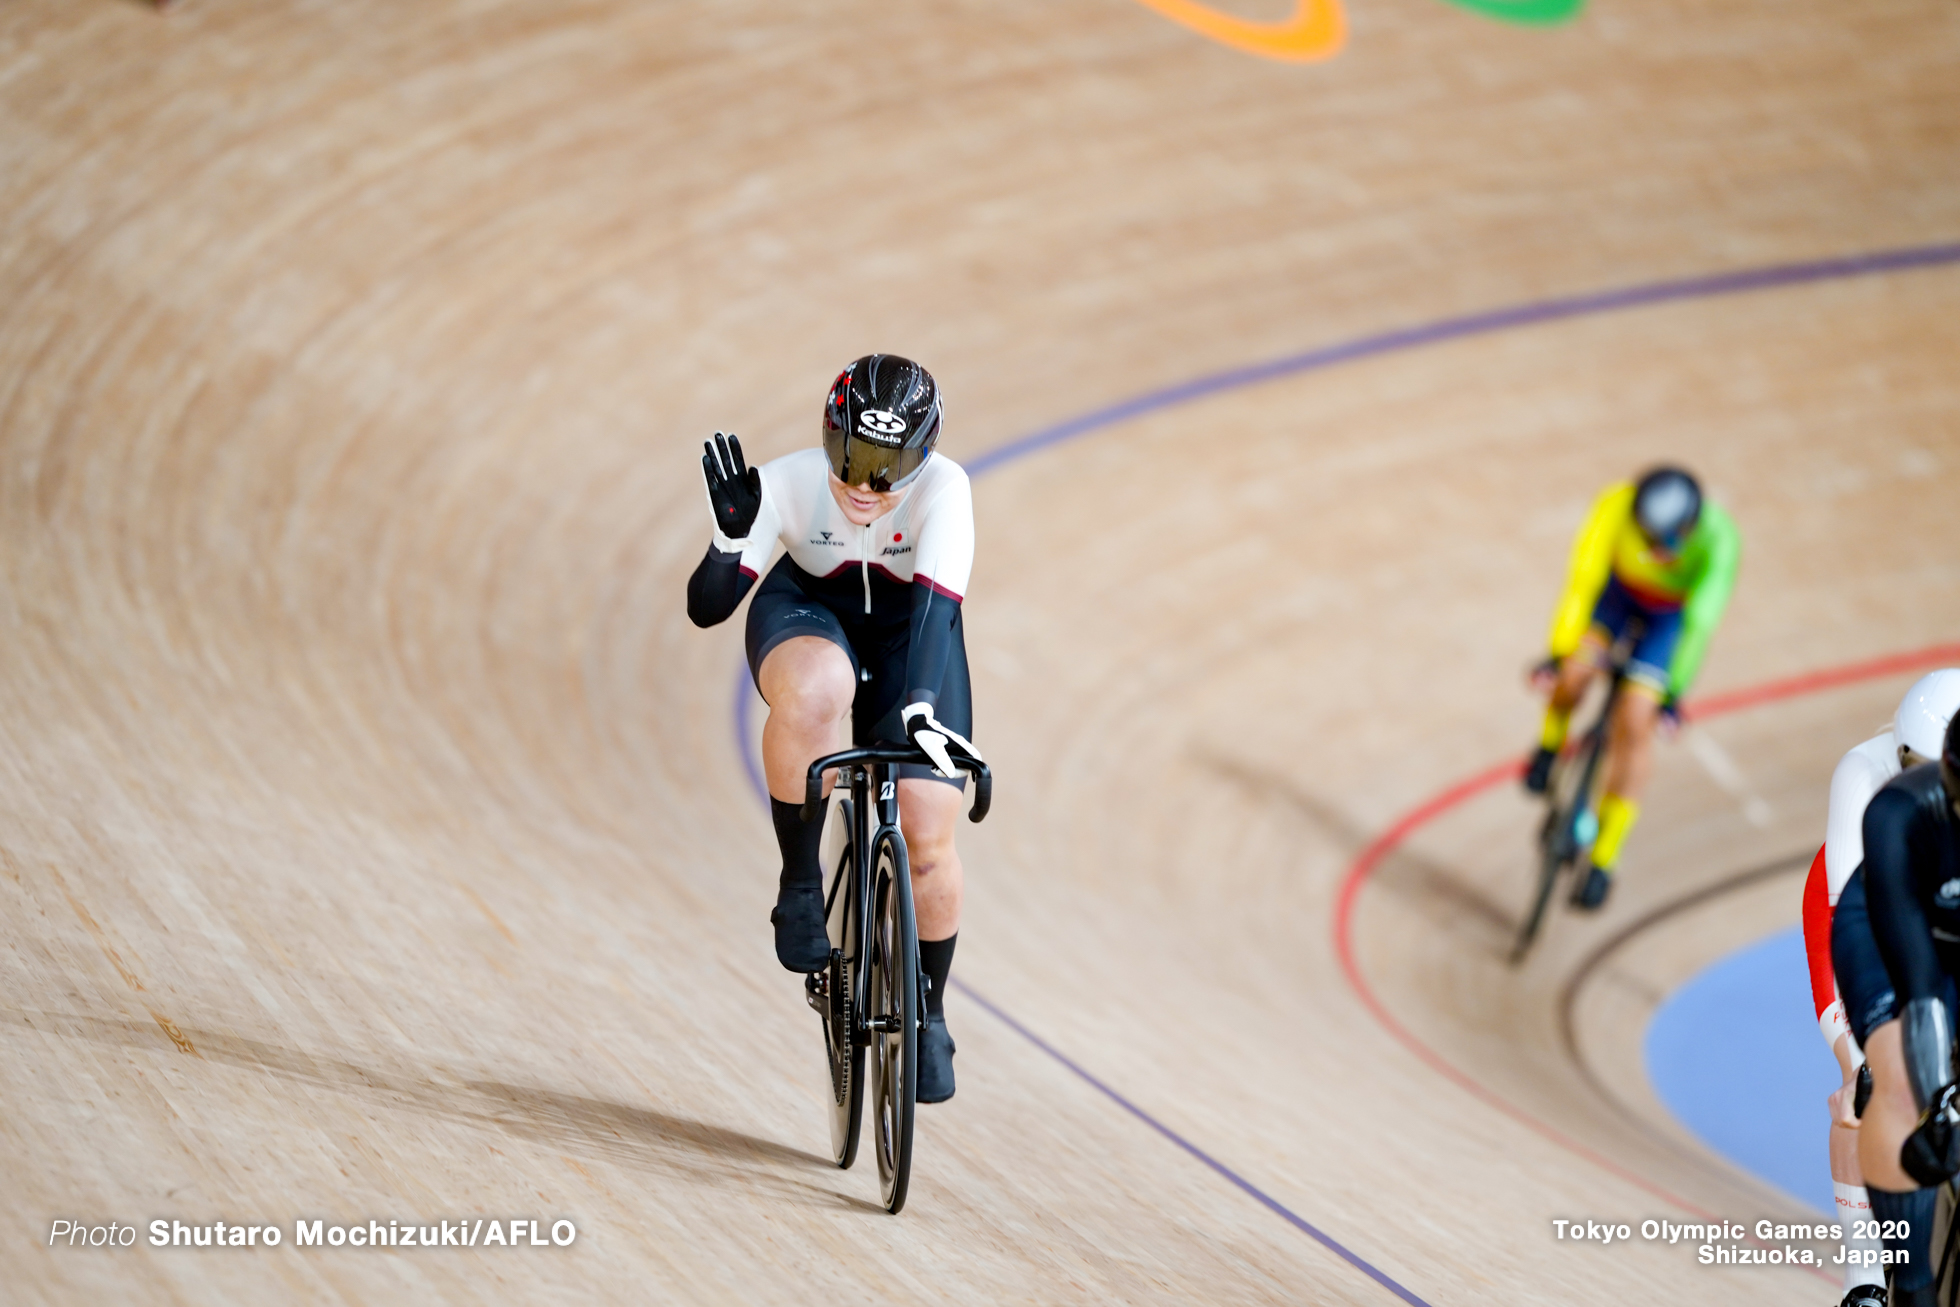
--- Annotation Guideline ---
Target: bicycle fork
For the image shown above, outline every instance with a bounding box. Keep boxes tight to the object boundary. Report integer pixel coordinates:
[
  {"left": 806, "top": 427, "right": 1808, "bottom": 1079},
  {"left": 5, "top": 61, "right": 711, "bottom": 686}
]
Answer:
[
  {"left": 839, "top": 767, "right": 908, "bottom": 1045},
  {"left": 853, "top": 767, "right": 926, "bottom": 1041}
]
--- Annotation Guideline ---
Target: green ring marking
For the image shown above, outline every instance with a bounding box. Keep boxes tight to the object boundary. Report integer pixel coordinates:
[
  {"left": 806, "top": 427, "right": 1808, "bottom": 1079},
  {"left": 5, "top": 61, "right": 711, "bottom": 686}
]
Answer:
[{"left": 1436, "top": 0, "right": 1583, "bottom": 25}]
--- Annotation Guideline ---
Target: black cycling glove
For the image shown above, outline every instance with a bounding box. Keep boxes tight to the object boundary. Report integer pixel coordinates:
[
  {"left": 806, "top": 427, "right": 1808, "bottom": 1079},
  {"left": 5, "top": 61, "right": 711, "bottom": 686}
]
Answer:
[
  {"left": 702, "top": 432, "right": 762, "bottom": 540},
  {"left": 1899, "top": 997, "right": 1960, "bottom": 1185},
  {"left": 1902, "top": 1083, "right": 1960, "bottom": 1186}
]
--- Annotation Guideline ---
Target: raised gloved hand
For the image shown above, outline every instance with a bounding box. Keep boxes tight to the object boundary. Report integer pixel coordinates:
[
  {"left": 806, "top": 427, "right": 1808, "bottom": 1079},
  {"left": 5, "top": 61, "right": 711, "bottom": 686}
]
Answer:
[
  {"left": 901, "top": 701, "right": 982, "bottom": 779},
  {"left": 702, "top": 432, "right": 762, "bottom": 540}
]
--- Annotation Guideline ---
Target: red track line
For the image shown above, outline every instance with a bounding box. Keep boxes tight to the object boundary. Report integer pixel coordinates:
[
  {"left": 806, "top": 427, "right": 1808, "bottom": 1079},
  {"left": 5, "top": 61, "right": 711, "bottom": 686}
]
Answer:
[
  {"left": 1329, "top": 759, "right": 1716, "bottom": 1217},
  {"left": 1688, "top": 643, "right": 1960, "bottom": 721},
  {"left": 1331, "top": 642, "right": 1960, "bottom": 1231}
]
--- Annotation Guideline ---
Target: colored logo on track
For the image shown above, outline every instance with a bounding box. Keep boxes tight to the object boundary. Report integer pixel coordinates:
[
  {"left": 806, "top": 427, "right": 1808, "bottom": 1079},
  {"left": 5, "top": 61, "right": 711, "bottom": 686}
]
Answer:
[
  {"left": 1132, "top": 0, "right": 1580, "bottom": 64},
  {"left": 1127, "top": 0, "right": 1345, "bottom": 63},
  {"left": 1441, "top": 0, "right": 1583, "bottom": 22}
]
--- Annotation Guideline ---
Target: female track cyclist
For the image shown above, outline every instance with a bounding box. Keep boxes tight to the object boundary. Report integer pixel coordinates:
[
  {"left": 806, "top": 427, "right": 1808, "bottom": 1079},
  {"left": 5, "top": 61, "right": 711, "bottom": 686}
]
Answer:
[{"left": 686, "top": 354, "right": 979, "bottom": 1103}]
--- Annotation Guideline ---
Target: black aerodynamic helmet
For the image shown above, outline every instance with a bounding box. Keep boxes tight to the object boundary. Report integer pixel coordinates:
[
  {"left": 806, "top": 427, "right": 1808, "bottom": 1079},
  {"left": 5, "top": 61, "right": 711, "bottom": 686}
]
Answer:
[
  {"left": 822, "top": 354, "right": 942, "bottom": 492},
  {"left": 1943, "top": 711, "right": 1960, "bottom": 810},
  {"left": 1633, "top": 466, "right": 1702, "bottom": 551}
]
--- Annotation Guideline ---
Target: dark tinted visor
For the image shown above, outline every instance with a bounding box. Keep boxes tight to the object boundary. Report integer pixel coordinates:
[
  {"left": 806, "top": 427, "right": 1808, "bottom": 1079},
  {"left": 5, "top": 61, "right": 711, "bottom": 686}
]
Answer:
[
  {"left": 824, "top": 428, "right": 928, "bottom": 492},
  {"left": 1635, "top": 482, "right": 1698, "bottom": 549}
]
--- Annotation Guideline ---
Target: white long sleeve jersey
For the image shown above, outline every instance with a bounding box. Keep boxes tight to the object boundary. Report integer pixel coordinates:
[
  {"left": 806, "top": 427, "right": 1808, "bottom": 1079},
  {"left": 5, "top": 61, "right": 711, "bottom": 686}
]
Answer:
[
  {"left": 712, "top": 448, "right": 974, "bottom": 615},
  {"left": 1826, "top": 732, "right": 1903, "bottom": 904},
  {"left": 1804, "top": 730, "right": 1903, "bottom": 1052}
]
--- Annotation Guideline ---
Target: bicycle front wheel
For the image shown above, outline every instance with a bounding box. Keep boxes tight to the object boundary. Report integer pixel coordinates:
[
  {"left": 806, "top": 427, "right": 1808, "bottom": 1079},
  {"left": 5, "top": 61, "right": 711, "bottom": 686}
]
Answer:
[
  {"left": 867, "top": 827, "right": 918, "bottom": 1213},
  {"left": 1511, "top": 830, "right": 1565, "bottom": 964},
  {"left": 1513, "top": 724, "right": 1609, "bottom": 962}
]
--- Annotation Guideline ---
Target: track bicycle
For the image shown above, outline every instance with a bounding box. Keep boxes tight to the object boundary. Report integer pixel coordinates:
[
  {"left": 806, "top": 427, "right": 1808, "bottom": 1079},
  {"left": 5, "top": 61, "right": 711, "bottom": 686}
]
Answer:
[
  {"left": 799, "top": 743, "right": 992, "bottom": 1213},
  {"left": 1511, "top": 633, "right": 1639, "bottom": 964}
]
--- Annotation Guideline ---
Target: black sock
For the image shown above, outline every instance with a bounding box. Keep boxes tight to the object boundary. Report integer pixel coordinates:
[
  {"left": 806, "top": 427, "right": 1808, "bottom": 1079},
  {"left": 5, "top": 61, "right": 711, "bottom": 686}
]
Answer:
[
  {"left": 919, "top": 934, "right": 957, "bottom": 1018},
  {"left": 770, "top": 798, "right": 825, "bottom": 894},
  {"left": 1869, "top": 1186, "right": 1936, "bottom": 1291}
]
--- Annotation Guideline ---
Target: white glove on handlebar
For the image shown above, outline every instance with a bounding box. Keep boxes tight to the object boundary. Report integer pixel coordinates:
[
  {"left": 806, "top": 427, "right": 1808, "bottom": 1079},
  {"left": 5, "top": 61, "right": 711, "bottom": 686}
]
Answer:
[{"left": 901, "top": 701, "right": 982, "bottom": 779}]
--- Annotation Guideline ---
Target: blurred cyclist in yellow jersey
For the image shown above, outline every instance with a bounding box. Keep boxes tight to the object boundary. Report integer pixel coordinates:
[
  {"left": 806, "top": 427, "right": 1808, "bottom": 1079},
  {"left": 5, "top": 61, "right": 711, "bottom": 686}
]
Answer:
[{"left": 1524, "top": 467, "right": 1741, "bottom": 909}]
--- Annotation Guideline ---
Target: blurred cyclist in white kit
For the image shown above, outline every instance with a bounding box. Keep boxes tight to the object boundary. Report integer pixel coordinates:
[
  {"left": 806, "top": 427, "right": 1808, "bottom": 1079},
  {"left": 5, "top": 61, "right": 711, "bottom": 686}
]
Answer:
[{"left": 1802, "top": 669, "right": 1960, "bottom": 1307}]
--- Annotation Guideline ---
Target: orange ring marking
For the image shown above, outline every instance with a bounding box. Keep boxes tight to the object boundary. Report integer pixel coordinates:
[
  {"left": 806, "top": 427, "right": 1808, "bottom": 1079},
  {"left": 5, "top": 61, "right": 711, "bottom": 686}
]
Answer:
[{"left": 1129, "top": 0, "right": 1346, "bottom": 62}]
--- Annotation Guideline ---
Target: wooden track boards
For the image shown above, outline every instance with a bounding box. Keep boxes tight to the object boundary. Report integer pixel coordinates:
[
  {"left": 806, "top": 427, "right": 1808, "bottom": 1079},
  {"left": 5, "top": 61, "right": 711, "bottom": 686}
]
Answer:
[{"left": 3, "top": 0, "right": 1959, "bottom": 1301}]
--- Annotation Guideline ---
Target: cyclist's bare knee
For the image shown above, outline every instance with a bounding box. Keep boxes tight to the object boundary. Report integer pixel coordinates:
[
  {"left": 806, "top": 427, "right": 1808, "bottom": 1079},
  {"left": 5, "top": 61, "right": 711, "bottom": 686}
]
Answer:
[
  {"left": 898, "top": 779, "right": 961, "bottom": 870},
  {"left": 1602, "top": 689, "right": 1659, "bottom": 793},
  {"left": 758, "top": 637, "right": 855, "bottom": 726},
  {"left": 1613, "top": 689, "right": 1660, "bottom": 741},
  {"left": 1858, "top": 1020, "right": 1924, "bottom": 1193},
  {"left": 899, "top": 779, "right": 963, "bottom": 938}
]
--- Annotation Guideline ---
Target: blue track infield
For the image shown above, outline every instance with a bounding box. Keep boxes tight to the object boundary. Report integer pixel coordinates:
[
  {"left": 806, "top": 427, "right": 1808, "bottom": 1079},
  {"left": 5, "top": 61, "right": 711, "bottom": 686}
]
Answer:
[{"left": 1645, "top": 926, "right": 1839, "bottom": 1216}]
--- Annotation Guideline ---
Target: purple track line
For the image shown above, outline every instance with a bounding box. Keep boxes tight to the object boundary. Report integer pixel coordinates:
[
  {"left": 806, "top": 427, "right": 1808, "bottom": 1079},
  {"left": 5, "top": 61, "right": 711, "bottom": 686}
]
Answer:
[
  {"left": 964, "top": 241, "right": 1960, "bottom": 476},
  {"left": 727, "top": 239, "right": 1960, "bottom": 1300},
  {"left": 952, "top": 977, "right": 1434, "bottom": 1306}
]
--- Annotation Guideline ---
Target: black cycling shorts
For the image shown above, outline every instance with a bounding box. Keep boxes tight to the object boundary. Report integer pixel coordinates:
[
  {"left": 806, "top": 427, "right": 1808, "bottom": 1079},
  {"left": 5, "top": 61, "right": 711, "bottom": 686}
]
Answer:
[
  {"left": 744, "top": 562, "right": 971, "bottom": 789},
  {"left": 1835, "top": 866, "right": 1960, "bottom": 1046}
]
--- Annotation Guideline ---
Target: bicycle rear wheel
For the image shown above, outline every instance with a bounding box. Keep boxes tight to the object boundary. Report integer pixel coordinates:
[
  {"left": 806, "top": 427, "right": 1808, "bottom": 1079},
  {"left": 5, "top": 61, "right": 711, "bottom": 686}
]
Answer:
[
  {"left": 822, "top": 801, "right": 864, "bottom": 1169},
  {"left": 867, "top": 827, "right": 918, "bottom": 1213}
]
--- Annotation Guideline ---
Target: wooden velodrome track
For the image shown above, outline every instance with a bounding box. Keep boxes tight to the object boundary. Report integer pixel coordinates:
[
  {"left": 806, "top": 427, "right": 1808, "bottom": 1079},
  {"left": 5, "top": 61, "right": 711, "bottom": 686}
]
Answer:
[{"left": 5, "top": 0, "right": 1960, "bottom": 1302}]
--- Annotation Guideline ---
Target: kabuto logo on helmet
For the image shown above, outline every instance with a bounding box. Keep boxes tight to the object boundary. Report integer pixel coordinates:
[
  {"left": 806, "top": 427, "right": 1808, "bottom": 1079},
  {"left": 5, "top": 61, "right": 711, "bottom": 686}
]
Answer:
[
  {"left": 822, "top": 354, "right": 943, "bottom": 492},
  {"left": 857, "top": 409, "right": 908, "bottom": 442}
]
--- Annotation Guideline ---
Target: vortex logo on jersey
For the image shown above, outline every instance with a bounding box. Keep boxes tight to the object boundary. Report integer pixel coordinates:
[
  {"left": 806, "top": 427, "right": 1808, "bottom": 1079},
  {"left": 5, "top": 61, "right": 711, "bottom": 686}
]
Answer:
[{"left": 857, "top": 409, "right": 907, "bottom": 442}]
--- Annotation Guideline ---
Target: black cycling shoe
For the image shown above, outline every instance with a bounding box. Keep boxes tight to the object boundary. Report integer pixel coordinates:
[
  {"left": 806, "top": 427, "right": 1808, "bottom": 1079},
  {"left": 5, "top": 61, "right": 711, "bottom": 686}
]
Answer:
[
  {"left": 917, "top": 1014, "right": 956, "bottom": 1103},
  {"left": 1523, "top": 746, "right": 1557, "bottom": 795},
  {"left": 770, "top": 885, "right": 831, "bottom": 973},
  {"left": 1571, "top": 862, "right": 1613, "bottom": 910},
  {"left": 1889, "top": 1281, "right": 1935, "bottom": 1307},
  {"left": 1840, "top": 1283, "right": 1887, "bottom": 1307}
]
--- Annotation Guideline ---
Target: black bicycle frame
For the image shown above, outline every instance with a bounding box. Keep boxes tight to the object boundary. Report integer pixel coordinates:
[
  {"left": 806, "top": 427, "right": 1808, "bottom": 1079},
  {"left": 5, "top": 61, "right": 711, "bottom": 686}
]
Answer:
[
  {"left": 1557, "top": 673, "right": 1623, "bottom": 855},
  {"left": 804, "top": 744, "right": 991, "bottom": 1044},
  {"left": 1555, "top": 622, "right": 1647, "bottom": 854}
]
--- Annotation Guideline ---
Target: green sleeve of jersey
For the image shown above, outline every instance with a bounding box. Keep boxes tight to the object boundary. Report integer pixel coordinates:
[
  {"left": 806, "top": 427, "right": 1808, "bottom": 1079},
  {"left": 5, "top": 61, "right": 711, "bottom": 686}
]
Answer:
[{"left": 1668, "top": 503, "right": 1741, "bottom": 699}]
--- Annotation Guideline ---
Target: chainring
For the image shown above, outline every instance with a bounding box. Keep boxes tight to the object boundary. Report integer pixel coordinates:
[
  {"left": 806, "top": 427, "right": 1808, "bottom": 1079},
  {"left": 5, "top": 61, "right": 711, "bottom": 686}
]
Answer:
[{"left": 825, "top": 949, "right": 852, "bottom": 1105}]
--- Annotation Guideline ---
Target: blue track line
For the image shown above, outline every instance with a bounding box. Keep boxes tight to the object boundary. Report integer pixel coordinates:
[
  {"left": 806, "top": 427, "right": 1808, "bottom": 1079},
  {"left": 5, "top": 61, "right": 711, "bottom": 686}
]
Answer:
[{"left": 728, "top": 239, "right": 1960, "bottom": 1303}]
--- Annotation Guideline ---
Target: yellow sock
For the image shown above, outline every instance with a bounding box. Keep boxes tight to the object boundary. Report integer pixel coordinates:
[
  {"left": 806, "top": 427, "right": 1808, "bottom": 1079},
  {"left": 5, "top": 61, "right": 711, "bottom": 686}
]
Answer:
[
  {"left": 1539, "top": 704, "right": 1572, "bottom": 752},
  {"left": 1591, "top": 793, "right": 1640, "bottom": 871}
]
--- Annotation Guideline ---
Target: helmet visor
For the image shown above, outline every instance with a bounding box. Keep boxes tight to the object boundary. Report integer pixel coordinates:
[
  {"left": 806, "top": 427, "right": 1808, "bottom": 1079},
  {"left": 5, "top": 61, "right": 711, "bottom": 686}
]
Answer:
[
  {"left": 1634, "top": 474, "right": 1700, "bottom": 549},
  {"left": 824, "top": 426, "right": 928, "bottom": 492}
]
